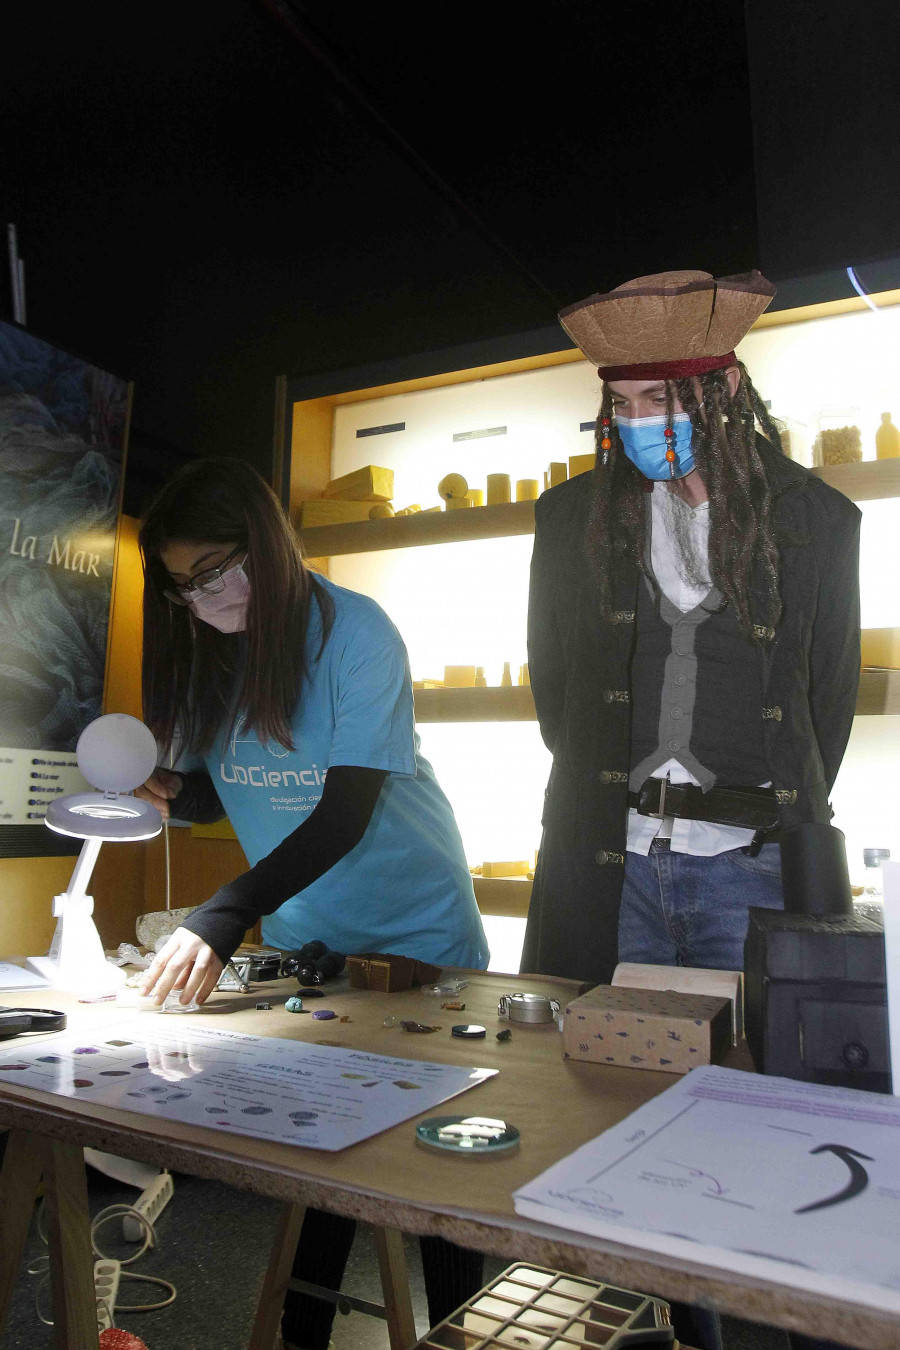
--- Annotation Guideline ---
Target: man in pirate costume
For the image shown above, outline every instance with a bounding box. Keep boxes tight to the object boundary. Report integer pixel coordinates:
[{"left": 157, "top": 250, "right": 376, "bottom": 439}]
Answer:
[{"left": 523, "top": 270, "right": 860, "bottom": 1350}]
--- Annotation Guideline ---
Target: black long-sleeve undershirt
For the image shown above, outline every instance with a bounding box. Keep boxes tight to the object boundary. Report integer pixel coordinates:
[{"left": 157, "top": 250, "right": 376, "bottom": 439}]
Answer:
[{"left": 168, "top": 766, "right": 387, "bottom": 963}]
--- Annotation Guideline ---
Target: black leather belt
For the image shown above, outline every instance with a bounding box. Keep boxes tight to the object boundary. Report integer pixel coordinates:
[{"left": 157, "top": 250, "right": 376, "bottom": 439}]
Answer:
[{"left": 628, "top": 780, "right": 779, "bottom": 830}]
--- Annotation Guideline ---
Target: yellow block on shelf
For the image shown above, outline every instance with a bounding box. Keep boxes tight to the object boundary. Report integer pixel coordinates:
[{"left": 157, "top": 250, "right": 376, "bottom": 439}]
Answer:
[
  {"left": 545, "top": 461, "right": 567, "bottom": 489},
  {"left": 516, "top": 479, "right": 540, "bottom": 501},
  {"left": 446, "top": 497, "right": 473, "bottom": 509},
  {"left": 569, "top": 452, "right": 597, "bottom": 478},
  {"left": 861, "top": 628, "right": 900, "bottom": 669},
  {"left": 444, "top": 666, "right": 477, "bottom": 687},
  {"left": 324, "top": 465, "right": 394, "bottom": 501},
  {"left": 467, "top": 489, "right": 484, "bottom": 507},
  {"left": 482, "top": 860, "right": 531, "bottom": 878},
  {"left": 299, "top": 499, "right": 373, "bottom": 527}
]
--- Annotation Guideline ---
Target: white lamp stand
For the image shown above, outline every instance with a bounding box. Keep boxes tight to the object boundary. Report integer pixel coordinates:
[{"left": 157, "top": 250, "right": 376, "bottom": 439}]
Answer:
[
  {"left": 26, "top": 837, "right": 127, "bottom": 994},
  {"left": 27, "top": 715, "right": 163, "bottom": 996}
]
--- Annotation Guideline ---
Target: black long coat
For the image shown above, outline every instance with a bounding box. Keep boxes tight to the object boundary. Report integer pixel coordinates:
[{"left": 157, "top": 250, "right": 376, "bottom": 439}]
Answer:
[{"left": 521, "top": 437, "right": 862, "bottom": 985}]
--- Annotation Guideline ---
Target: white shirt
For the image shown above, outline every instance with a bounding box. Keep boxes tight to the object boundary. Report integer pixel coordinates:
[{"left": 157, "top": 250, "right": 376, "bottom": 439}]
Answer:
[{"left": 626, "top": 483, "right": 760, "bottom": 857}]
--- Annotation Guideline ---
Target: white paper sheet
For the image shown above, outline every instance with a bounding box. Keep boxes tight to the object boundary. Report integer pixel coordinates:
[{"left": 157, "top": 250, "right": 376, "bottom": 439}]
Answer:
[
  {"left": 0, "top": 1018, "right": 497, "bottom": 1151},
  {"left": 514, "top": 1065, "right": 900, "bottom": 1315}
]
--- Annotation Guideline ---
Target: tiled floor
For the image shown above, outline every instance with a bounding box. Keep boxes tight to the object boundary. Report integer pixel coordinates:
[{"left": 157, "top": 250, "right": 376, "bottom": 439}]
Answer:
[{"left": 0, "top": 1165, "right": 791, "bottom": 1350}]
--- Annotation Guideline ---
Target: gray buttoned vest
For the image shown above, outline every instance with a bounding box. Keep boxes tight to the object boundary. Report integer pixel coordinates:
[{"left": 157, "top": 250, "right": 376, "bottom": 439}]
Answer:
[{"left": 629, "top": 577, "right": 769, "bottom": 789}]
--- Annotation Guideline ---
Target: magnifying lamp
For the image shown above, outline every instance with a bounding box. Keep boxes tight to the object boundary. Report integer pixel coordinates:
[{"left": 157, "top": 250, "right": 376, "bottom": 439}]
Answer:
[{"left": 26, "top": 714, "right": 162, "bottom": 994}]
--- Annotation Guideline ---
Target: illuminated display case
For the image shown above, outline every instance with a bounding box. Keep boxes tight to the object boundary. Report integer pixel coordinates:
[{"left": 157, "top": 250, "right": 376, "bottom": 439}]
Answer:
[{"left": 278, "top": 279, "right": 900, "bottom": 969}]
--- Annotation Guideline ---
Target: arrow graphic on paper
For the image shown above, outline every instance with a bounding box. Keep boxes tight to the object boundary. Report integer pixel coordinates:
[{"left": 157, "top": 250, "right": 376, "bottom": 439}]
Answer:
[{"left": 794, "top": 1144, "right": 873, "bottom": 1214}]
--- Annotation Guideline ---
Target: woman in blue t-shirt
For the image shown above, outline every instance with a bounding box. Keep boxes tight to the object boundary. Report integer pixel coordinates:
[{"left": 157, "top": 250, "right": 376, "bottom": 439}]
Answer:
[{"left": 135, "top": 457, "right": 489, "bottom": 1349}]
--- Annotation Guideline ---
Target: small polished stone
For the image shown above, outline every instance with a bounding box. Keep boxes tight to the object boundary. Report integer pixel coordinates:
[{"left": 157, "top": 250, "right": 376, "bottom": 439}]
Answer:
[
  {"left": 255, "top": 1002, "right": 272, "bottom": 1011},
  {"left": 496, "top": 1029, "right": 512, "bottom": 1042},
  {"left": 285, "top": 996, "right": 304, "bottom": 1013},
  {"left": 312, "top": 1009, "right": 337, "bottom": 1020}
]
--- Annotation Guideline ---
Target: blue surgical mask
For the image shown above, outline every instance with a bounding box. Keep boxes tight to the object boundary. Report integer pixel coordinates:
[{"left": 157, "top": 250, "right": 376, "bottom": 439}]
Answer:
[{"left": 615, "top": 412, "right": 695, "bottom": 480}]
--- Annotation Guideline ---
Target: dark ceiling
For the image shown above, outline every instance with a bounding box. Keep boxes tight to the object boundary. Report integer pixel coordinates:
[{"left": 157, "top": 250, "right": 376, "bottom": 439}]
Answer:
[{"left": 3, "top": 0, "right": 895, "bottom": 507}]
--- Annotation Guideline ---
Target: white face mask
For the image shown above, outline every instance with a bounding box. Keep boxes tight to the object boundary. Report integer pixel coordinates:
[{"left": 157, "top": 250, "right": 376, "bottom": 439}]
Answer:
[{"left": 187, "top": 561, "right": 250, "bottom": 632}]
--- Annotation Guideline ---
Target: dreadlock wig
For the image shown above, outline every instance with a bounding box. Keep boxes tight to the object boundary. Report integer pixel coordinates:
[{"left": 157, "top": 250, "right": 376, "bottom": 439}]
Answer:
[{"left": 588, "top": 363, "right": 785, "bottom": 640}]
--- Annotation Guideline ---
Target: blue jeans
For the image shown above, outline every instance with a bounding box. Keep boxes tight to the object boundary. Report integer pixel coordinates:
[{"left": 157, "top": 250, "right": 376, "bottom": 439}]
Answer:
[{"left": 618, "top": 840, "right": 784, "bottom": 970}]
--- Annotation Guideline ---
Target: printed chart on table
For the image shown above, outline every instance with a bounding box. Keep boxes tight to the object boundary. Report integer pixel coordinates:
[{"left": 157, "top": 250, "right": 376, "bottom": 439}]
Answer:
[
  {"left": 0, "top": 1019, "right": 497, "bottom": 1151},
  {"left": 514, "top": 1065, "right": 900, "bottom": 1316}
]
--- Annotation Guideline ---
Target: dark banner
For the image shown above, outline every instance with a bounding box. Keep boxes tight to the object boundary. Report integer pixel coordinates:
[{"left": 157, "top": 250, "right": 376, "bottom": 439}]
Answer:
[{"left": 0, "top": 321, "right": 128, "bottom": 854}]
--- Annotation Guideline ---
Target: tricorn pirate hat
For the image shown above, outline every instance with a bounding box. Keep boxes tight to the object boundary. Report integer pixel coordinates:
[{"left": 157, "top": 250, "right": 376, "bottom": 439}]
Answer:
[{"left": 558, "top": 269, "right": 776, "bottom": 382}]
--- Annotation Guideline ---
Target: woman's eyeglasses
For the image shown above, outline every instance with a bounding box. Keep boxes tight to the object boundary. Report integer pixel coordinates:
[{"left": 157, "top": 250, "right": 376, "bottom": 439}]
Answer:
[{"left": 163, "top": 546, "right": 245, "bottom": 606}]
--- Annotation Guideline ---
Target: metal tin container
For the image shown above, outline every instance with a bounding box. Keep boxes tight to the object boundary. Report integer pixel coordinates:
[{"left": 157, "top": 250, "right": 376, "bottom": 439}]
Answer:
[{"left": 497, "top": 991, "right": 560, "bottom": 1024}]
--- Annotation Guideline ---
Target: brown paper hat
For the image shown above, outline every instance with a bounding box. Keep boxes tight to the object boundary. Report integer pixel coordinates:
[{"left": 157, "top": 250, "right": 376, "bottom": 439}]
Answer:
[{"left": 558, "top": 269, "right": 776, "bottom": 381}]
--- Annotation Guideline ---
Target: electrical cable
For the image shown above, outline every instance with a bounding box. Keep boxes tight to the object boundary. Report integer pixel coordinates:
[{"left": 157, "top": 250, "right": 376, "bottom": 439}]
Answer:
[{"left": 29, "top": 1195, "right": 177, "bottom": 1329}]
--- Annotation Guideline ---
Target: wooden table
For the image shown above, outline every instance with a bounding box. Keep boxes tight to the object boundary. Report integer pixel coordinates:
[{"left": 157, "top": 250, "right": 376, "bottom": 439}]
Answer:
[{"left": 0, "top": 969, "right": 895, "bottom": 1349}]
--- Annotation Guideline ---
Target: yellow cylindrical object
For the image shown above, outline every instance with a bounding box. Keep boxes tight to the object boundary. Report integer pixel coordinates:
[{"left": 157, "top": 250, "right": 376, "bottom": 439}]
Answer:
[
  {"left": 444, "top": 665, "right": 477, "bottom": 687},
  {"left": 516, "top": 479, "right": 540, "bottom": 502},
  {"left": 500, "top": 661, "right": 513, "bottom": 688},
  {"left": 547, "top": 461, "right": 568, "bottom": 488},
  {"left": 486, "top": 473, "right": 511, "bottom": 505},
  {"left": 467, "top": 488, "right": 484, "bottom": 507},
  {"left": 569, "top": 452, "right": 597, "bottom": 478},
  {"left": 447, "top": 496, "right": 473, "bottom": 509},
  {"left": 368, "top": 502, "right": 395, "bottom": 520},
  {"left": 438, "top": 473, "right": 469, "bottom": 501},
  {"left": 518, "top": 663, "right": 530, "bottom": 686},
  {"left": 474, "top": 667, "right": 487, "bottom": 687},
  {"left": 876, "top": 413, "right": 900, "bottom": 460}
]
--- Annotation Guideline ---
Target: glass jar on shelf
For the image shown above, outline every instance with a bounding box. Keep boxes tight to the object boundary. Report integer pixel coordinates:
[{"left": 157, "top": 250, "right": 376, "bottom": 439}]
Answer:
[
  {"left": 813, "top": 407, "right": 863, "bottom": 467},
  {"left": 854, "top": 846, "right": 889, "bottom": 923}
]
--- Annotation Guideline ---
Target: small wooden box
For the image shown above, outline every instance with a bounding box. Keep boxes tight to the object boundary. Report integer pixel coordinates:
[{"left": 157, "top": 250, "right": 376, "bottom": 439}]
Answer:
[
  {"left": 324, "top": 465, "right": 394, "bottom": 501},
  {"left": 562, "top": 985, "right": 732, "bottom": 1074}
]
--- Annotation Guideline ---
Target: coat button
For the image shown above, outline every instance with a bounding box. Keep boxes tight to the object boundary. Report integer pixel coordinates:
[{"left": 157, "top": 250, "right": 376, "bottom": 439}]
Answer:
[
  {"left": 671, "top": 706, "right": 683, "bottom": 719},
  {"left": 600, "top": 771, "right": 611, "bottom": 784},
  {"left": 595, "top": 850, "right": 609, "bottom": 865},
  {"left": 667, "top": 738, "right": 680, "bottom": 752},
  {"left": 773, "top": 705, "right": 782, "bottom": 721}
]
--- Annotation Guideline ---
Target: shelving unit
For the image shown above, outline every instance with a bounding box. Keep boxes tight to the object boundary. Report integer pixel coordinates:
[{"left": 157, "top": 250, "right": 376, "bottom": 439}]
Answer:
[
  {"left": 472, "top": 875, "right": 532, "bottom": 920},
  {"left": 414, "top": 669, "right": 898, "bottom": 722},
  {"left": 299, "top": 459, "right": 900, "bottom": 559},
  {"left": 414, "top": 686, "right": 536, "bottom": 722},
  {"left": 300, "top": 500, "right": 535, "bottom": 559}
]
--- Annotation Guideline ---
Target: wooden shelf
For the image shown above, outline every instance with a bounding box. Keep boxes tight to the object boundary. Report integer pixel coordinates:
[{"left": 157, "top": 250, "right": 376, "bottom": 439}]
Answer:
[
  {"left": 473, "top": 875, "right": 532, "bottom": 918},
  {"left": 811, "top": 459, "right": 900, "bottom": 501},
  {"left": 857, "top": 668, "right": 900, "bottom": 714},
  {"left": 414, "top": 685, "right": 536, "bottom": 722},
  {"left": 414, "top": 672, "right": 898, "bottom": 721},
  {"left": 298, "top": 500, "right": 536, "bottom": 557},
  {"left": 299, "top": 461, "right": 900, "bottom": 561}
]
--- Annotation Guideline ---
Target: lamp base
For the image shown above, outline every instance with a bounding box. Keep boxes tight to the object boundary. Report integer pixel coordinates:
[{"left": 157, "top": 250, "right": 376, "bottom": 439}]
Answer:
[{"left": 27, "top": 890, "right": 127, "bottom": 996}]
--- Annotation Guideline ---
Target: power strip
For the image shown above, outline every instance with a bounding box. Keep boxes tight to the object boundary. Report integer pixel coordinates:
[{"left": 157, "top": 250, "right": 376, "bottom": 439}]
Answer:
[
  {"left": 123, "top": 1171, "right": 174, "bottom": 1242},
  {"left": 94, "top": 1258, "right": 120, "bottom": 1331}
]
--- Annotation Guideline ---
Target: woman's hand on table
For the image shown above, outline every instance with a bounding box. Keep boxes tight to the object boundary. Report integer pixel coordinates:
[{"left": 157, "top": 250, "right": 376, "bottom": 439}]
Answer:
[
  {"left": 135, "top": 767, "right": 182, "bottom": 821},
  {"left": 139, "top": 926, "right": 224, "bottom": 1006}
]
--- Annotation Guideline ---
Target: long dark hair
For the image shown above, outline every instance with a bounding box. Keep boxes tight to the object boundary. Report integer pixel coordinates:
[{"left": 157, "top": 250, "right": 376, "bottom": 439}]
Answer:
[
  {"left": 588, "top": 362, "right": 784, "bottom": 639},
  {"left": 139, "top": 458, "right": 333, "bottom": 757}
]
